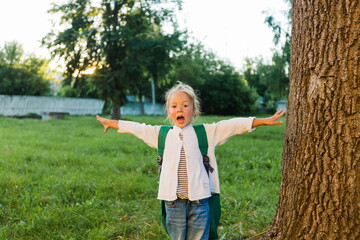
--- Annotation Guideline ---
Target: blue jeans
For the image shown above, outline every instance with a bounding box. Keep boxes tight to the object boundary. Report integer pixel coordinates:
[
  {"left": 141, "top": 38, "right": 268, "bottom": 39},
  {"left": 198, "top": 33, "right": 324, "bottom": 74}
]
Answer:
[{"left": 165, "top": 198, "right": 210, "bottom": 240}]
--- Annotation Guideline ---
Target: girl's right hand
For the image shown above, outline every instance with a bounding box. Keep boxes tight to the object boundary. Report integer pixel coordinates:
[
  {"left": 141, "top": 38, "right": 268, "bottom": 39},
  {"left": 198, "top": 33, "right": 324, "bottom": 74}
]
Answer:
[{"left": 96, "top": 115, "right": 110, "bottom": 133}]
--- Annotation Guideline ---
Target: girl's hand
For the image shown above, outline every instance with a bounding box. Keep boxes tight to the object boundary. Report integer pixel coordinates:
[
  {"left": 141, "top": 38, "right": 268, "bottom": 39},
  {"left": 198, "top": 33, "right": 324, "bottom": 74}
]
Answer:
[
  {"left": 252, "top": 109, "right": 286, "bottom": 128},
  {"left": 266, "top": 109, "right": 286, "bottom": 125},
  {"left": 96, "top": 115, "right": 111, "bottom": 133}
]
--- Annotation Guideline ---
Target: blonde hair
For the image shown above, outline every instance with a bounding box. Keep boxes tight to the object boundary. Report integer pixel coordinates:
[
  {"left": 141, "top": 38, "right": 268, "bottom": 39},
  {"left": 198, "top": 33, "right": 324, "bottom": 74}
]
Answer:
[{"left": 165, "top": 82, "right": 201, "bottom": 117}]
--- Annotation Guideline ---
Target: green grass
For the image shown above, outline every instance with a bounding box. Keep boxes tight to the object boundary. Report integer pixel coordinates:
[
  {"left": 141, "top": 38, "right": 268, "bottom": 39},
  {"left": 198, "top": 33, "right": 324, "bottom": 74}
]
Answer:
[{"left": 0, "top": 114, "right": 285, "bottom": 240}]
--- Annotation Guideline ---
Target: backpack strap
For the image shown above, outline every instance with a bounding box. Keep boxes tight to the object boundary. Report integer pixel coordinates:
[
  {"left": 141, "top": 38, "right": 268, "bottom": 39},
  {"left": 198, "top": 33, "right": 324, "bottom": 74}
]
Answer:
[
  {"left": 193, "top": 124, "right": 208, "bottom": 155},
  {"left": 193, "top": 124, "right": 214, "bottom": 175},
  {"left": 157, "top": 126, "right": 172, "bottom": 173}
]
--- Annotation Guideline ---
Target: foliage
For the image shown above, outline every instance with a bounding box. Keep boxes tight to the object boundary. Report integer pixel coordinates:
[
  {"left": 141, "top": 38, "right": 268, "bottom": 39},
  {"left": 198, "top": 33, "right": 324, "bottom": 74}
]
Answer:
[
  {"left": 157, "top": 42, "right": 258, "bottom": 115},
  {"left": 0, "top": 65, "right": 51, "bottom": 96},
  {"left": 0, "top": 41, "right": 53, "bottom": 96},
  {"left": 43, "top": 0, "right": 184, "bottom": 119},
  {"left": 199, "top": 65, "right": 258, "bottom": 115},
  {"left": 0, "top": 114, "right": 285, "bottom": 239},
  {"left": 22, "top": 55, "right": 54, "bottom": 81},
  {"left": 0, "top": 41, "right": 24, "bottom": 66},
  {"left": 244, "top": 56, "right": 289, "bottom": 111},
  {"left": 243, "top": 59, "right": 267, "bottom": 98},
  {"left": 164, "top": 42, "right": 209, "bottom": 90}
]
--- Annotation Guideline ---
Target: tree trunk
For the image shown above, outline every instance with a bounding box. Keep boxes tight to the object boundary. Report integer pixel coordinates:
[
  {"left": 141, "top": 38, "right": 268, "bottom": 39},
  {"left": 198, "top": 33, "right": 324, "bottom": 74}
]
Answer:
[
  {"left": 264, "top": 1, "right": 359, "bottom": 239},
  {"left": 111, "top": 103, "right": 121, "bottom": 120},
  {"left": 151, "top": 79, "right": 156, "bottom": 105},
  {"left": 139, "top": 94, "right": 145, "bottom": 115}
]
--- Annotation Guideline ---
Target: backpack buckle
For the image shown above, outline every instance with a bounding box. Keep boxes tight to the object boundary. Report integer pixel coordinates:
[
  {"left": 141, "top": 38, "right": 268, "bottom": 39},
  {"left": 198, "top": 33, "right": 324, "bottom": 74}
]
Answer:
[
  {"left": 202, "top": 155, "right": 214, "bottom": 175},
  {"left": 157, "top": 156, "right": 163, "bottom": 173}
]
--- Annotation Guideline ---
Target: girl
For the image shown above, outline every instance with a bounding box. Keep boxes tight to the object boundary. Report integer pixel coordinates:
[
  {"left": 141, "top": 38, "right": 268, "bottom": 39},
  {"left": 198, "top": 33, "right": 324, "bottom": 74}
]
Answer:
[{"left": 96, "top": 82, "right": 285, "bottom": 240}]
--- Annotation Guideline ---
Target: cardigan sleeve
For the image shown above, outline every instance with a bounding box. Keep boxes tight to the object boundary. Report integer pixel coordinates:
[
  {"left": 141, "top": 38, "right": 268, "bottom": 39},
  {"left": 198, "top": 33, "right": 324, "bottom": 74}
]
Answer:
[
  {"left": 204, "top": 117, "right": 255, "bottom": 147},
  {"left": 117, "top": 120, "right": 160, "bottom": 149}
]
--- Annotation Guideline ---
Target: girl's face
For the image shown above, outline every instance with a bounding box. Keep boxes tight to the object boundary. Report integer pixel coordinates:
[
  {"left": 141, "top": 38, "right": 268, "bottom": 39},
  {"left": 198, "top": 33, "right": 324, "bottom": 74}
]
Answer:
[{"left": 168, "top": 91, "right": 195, "bottom": 128}]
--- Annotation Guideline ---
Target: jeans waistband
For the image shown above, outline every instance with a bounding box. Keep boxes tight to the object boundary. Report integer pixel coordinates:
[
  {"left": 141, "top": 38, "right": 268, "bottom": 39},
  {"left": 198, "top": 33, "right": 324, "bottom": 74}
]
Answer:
[{"left": 175, "top": 197, "right": 209, "bottom": 205}]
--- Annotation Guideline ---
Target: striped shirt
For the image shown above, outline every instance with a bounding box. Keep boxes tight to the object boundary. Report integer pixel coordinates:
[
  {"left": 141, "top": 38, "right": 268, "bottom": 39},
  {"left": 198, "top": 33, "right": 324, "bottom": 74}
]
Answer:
[{"left": 177, "top": 133, "right": 188, "bottom": 199}]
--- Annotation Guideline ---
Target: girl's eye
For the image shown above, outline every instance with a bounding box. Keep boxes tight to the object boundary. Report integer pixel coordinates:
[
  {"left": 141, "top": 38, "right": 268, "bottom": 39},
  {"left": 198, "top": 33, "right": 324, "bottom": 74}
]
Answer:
[
  {"left": 184, "top": 105, "right": 188, "bottom": 108},
  {"left": 171, "top": 105, "right": 176, "bottom": 108}
]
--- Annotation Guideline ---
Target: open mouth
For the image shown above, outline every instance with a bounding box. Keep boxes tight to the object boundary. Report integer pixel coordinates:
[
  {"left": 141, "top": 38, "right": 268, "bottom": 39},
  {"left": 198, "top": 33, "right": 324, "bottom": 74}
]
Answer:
[{"left": 177, "top": 116, "right": 185, "bottom": 124}]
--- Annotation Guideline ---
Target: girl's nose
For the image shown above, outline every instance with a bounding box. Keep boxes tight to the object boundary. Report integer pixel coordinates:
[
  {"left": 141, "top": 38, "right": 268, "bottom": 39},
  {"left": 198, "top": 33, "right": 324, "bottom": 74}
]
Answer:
[{"left": 177, "top": 106, "right": 183, "bottom": 112}]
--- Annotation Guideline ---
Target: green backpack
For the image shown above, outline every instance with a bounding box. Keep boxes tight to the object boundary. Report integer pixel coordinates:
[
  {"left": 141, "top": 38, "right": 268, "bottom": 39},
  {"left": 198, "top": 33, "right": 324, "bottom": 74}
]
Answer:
[{"left": 157, "top": 124, "right": 221, "bottom": 240}]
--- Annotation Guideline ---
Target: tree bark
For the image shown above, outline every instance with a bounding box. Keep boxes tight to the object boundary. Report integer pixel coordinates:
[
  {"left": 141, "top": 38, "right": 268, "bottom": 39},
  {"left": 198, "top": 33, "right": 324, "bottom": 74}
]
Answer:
[{"left": 264, "top": 1, "right": 359, "bottom": 239}]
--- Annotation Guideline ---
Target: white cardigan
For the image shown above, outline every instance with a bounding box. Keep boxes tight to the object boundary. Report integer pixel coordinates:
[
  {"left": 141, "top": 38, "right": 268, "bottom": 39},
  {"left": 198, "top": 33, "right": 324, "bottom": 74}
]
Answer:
[{"left": 118, "top": 117, "right": 255, "bottom": 201}]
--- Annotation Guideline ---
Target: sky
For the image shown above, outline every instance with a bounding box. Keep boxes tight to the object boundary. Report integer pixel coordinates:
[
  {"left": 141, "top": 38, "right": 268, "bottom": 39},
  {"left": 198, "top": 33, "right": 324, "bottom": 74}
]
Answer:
[{"left": 0, "top": 0, "right": 289, "bottom": 71}]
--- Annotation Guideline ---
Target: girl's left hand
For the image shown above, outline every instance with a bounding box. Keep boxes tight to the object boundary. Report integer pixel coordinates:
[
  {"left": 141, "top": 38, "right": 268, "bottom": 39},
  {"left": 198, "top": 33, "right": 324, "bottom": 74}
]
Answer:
[
  {"left": 266, "top": 109, "right": 286, "bottom": 125},
  {"left": 251, "top": 110, "right": 286, "bottom": 128}
]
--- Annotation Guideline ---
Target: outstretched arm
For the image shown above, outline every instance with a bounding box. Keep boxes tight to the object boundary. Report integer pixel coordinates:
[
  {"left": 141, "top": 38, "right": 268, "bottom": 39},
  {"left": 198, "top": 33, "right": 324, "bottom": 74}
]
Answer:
[
  {"left": 96, "top": 115, "right": 119, "bottom": 133},
  {"left": 252, "top": 110, "right": 286, "bottom": 128},
  {"left": 96, "top": 115, "right": 159, "bottom": 148}
]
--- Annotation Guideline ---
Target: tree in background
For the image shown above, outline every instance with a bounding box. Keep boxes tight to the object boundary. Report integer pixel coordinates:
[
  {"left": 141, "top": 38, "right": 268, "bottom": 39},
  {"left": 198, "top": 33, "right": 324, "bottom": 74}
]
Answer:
[
  {"left": 199, "top": 64, "right": 258, "bottom": 115},
  {"left": 43, "top": 0, "right": 183, "bottom": 119},
  {"left": 264, "top": 0, "right": 359, "bottom": 239},
  {"left": 160, "top": 42, "right": 258, "bottom": 115},
  {"left": 0, "top": 66, "right": 51, "bottom": 96},
  {"left": 0, "top": 41, "right": 24, "bottom": 66},
  {"left": 243, "top": 0, "right": 291, "bottom": 111},
  {"left": 162, "top": 42, "right": 211, "bottom": 92},
  {"left": 244, "top": 55, "right": 289, "bottom": 111},
  {"left": 94, "top": 5, "right": 184, "bottom": 115},
  {"left": 0, "top": 41, "right": 52, "bottom": 96}
]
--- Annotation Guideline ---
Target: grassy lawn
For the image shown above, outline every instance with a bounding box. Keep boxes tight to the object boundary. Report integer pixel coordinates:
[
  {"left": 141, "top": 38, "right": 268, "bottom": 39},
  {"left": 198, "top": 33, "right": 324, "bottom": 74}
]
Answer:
[{"left": 0, "top": 114, "right": 285, "bottom": 240}]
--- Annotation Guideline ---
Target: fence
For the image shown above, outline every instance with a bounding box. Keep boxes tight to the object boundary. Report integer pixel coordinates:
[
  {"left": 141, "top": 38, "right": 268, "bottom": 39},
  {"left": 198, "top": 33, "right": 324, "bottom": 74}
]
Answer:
[
  {"left": 0, "top": 95, "right": 104, "bottom": 119},
  {"left": 121, "top": 102, "right": 164, "bottom": 115}
]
